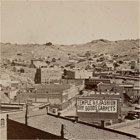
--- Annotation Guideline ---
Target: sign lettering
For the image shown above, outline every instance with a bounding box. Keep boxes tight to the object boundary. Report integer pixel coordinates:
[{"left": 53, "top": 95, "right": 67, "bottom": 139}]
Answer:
[{"left": 77, "top": 99, "right": 117, "bottom": 113}]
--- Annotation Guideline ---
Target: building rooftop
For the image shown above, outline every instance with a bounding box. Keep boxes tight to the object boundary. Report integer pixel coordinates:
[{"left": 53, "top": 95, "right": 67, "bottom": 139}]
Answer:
[
  {"left": 118, "top": 84, "right": 134, "bottom": 87},
  {"left": 108, "top": 119, "right": 140, "bottom": 139},
  {"left": 8, "top": 109, "right": 139, "bottom": 140},
  {"left": 0, "top": 92, "right": 10, "bottom": 103},
  {"left": 82, "top": 90, "right": 121, "bottom": 97},
  {"left": 34, "top": 84, "right": 71, "bottom": 93},
  {"left": 33, "top": 61, "right": 48, "bottom": 68}
]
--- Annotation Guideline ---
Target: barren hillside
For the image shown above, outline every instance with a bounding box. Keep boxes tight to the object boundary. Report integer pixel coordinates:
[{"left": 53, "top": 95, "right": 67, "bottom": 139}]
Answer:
[{"left": 1, "top": 39, "right": 139, "bottom": 62}]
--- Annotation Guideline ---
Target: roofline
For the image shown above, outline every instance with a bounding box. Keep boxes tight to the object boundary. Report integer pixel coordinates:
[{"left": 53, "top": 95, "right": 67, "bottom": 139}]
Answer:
[
  {"left": 7, "top": 110, "right": 138, "bottom": 139},
  {"left": 8, "top": 119, "right": 67, "bottom": 140},
  {"left": 47, "top": 112, "right": 137, "bottom": 138}
]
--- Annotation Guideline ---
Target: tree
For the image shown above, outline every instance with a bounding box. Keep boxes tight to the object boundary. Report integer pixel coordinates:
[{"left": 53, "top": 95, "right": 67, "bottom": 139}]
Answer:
[
  {"left": 52, "top": 58, "right": 56, "bottom": 62},
  {"left": 85, "top": 51, "right": 91, "bottom": 58}
]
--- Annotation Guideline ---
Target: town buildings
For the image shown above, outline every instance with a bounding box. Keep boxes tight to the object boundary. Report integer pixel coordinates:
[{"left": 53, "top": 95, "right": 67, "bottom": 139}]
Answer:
[
  {"left": 85, "top": 78, "right": 111, "bottom": 90},
  {"left": 0, "top": 73, "right": 20, "bottom": 103},
  {"left": 34, "top": 67, "right": 63, "bottom": 84},
  {"left": 1, "top": 44, "right": 140, "bottom": 140},
  {"left": 5, "top": 108, "right": 140, "bottom": 140},
  {"left": 30, "top": 59, "right": 48, "bottom": 68},
  {"left": 0, "top": 113, "right": 7, "bottom": 140},
  {"left": 63, "top": 69, "right": 93, "bottom": 79}
]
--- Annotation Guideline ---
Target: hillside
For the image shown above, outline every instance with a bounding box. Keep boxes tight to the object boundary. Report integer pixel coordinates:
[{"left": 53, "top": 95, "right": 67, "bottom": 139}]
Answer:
[{"left": 1, "top": 39, "right": 139, "bottom": 63}]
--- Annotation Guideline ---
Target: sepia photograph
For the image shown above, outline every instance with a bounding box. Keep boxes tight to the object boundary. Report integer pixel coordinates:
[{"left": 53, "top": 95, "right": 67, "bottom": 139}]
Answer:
[{"left": 0, "top": 0, "right": 140, "bottom": 140}]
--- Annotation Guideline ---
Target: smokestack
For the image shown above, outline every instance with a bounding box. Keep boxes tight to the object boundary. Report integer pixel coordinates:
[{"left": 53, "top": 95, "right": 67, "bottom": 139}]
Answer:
[
  {"left": 75, "top": 116, "right": 79, "bottom": 122},
  {"left": 34, "top": 68, "right": 41, "bottom": 84},
  {"left": 46, "top": 106, "right": 50, "bottom": 114},
  {"left": 101, "top": 120, "right": 105, "bottom": 128},
  {"left": 58, "top": 112, "right": 61, "bottom": 116}
]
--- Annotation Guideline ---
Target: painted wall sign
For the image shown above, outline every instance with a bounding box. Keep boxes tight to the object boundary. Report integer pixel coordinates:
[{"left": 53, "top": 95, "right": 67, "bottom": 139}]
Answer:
[{"left": 76, "top": 97, "right": 120, "bottom": 120}]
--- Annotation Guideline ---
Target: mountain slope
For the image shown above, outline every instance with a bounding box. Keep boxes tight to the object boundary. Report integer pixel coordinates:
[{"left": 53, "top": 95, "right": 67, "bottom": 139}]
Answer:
[{"left": 1, "top": 39, "right": 139, "bottom": 62}]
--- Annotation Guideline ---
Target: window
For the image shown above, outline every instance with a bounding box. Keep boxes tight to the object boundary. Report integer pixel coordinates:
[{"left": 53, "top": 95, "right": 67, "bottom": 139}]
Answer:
[{"left": 0, "top": 119, "right": 5, "bottom": 127}]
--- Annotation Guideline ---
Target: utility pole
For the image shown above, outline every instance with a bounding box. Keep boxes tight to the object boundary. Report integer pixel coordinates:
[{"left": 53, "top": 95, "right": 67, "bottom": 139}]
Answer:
[
  {"left": 25, "top": 104, "right": 28, "bottom": 125},
  {"left": 18, "top": 90, "right": 20, "bottom": 104},
  {"left": 60, "top": 124, "right": 64, "bottom": 139},
  {"left": 35, "top": 88, "right": 37, "bottom": 102}
]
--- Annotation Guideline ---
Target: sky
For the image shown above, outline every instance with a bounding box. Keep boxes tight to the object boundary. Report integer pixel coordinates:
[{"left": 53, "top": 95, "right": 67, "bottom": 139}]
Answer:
[{"left": 1, "top": 0, "right": 140, "bottom": 45}]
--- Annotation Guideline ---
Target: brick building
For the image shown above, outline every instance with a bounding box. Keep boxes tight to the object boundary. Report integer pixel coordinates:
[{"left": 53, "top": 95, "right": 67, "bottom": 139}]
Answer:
[
  {"left": 63, "top": 69, "right": 93, "bottom": 79},
  {"left": 34, "top": 67, "right": 63, "bottom": 84}
]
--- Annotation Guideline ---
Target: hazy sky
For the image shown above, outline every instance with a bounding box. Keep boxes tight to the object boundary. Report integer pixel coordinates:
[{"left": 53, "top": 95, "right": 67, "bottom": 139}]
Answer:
[{"left": 1, "top": 0, "right": 139, "bottom": 45}]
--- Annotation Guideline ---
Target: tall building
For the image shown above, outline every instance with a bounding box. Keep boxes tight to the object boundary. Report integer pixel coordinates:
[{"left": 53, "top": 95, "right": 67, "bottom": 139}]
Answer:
[{"left": 34, "top": 67, "right": 63, "bottom": 84}]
